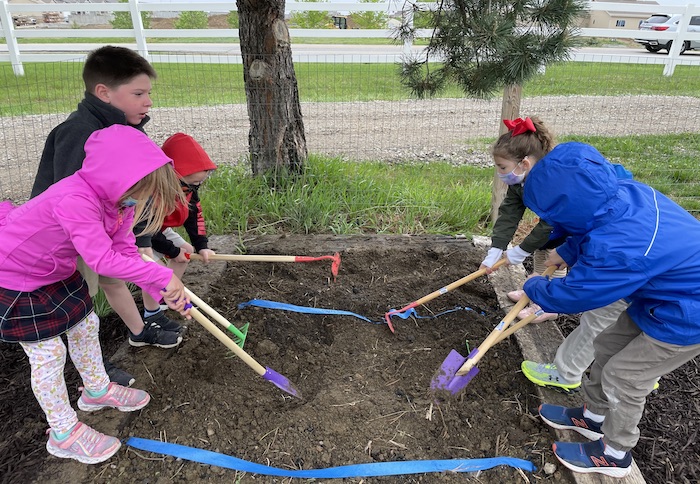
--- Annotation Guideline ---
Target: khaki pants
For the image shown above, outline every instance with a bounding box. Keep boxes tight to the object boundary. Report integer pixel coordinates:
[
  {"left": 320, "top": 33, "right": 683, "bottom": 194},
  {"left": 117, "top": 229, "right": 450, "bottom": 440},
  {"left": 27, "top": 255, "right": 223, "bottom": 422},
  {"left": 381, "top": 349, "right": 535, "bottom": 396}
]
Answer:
[
  {"left": 554, "top": 299, "right": 629, "bottom": 382},
  {"left": 583, "top": 310, "right": 700, "bottom": 451}
]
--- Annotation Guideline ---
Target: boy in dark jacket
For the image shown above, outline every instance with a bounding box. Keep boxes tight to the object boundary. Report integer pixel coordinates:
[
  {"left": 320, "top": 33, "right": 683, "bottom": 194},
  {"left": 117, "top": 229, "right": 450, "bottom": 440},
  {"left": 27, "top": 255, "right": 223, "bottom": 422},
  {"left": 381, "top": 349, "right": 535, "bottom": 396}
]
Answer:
[
  {"left": 522, "top": 142, "right": 700, "bottom": 478},
  {"left": 31, "top": 46, "right": 182, "bottom": 387}
]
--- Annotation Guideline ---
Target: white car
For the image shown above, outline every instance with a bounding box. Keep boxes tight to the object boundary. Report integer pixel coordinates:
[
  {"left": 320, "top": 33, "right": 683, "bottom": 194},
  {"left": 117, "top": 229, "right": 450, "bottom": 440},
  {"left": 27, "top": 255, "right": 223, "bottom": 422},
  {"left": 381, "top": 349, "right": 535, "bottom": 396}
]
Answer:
[{"left": 634, "top": 14, "right": 700, "bottom": 54}]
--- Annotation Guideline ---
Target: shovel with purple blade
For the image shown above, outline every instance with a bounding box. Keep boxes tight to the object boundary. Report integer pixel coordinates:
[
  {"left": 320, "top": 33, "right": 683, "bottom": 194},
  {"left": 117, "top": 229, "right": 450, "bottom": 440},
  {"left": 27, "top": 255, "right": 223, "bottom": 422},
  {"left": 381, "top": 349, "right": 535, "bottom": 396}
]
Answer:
[
  {"left": 431, "top": 265, "right": 557, "bottom": 395},
  {"left": 143, "top": 254, "right": 301, "bottom": 398},
  {"left": 188, "top": 306, "right": 302, "bottom": 398}
]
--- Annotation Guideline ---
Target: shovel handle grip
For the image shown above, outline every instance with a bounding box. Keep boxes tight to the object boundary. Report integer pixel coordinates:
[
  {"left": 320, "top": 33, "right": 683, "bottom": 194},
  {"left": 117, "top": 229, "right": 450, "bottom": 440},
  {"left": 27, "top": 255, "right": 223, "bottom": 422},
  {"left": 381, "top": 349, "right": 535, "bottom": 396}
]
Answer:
[{"left": 456, "top": 265, "right": 558, "bottom": 375}]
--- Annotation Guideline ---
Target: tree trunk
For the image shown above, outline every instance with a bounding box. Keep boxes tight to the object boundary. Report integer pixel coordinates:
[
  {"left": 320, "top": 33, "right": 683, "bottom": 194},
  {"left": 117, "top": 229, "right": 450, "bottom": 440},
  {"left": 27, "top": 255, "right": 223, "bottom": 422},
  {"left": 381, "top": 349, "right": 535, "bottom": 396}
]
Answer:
[
  {"left": 237, "top": 0, "right": 307, "bottom": 176},
  {"left": 490, "top": 83, "right": 522, "bottom": 223}
]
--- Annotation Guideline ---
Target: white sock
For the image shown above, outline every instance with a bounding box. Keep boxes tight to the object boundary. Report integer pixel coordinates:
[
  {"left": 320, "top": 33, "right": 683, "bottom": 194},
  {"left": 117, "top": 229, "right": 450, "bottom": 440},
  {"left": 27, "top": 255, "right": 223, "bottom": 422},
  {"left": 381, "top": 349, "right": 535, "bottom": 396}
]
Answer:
[
  {"left": 583, "top": 407, "right": 605, "bottom": 423},
  {"left": 604, "top": 443, "right": 627, "bottom": 459}
]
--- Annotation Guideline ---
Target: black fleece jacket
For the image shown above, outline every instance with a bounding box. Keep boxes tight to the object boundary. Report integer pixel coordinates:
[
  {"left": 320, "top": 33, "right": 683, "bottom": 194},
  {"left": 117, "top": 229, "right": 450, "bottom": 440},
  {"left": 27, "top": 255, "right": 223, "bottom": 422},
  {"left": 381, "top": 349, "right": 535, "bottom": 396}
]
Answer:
[{"left": 31, "top": 92, "right": 149, "bottom": 198}]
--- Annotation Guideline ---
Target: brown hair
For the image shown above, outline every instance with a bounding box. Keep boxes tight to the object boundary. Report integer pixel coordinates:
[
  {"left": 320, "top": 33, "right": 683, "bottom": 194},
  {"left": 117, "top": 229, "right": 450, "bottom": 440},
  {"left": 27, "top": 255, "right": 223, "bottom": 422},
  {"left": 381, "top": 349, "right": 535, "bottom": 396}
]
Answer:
[
  {"left": 83, "top": 46, "right": 157, "bottom": 93},
  {"left": 120, "top": 164, "right": 186, "bottom": 236},
  {"left": 491, "top": 116, "right": 556, "bottom": 163}
]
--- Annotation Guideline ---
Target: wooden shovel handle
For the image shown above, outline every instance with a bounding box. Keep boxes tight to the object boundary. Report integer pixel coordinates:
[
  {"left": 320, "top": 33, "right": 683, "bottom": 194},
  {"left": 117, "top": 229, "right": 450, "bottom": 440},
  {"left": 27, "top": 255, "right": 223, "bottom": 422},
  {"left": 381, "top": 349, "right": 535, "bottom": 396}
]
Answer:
[
  {"left": 140, "top": 254, "right": 266, "bottom": 375},
  {"left": 404, "top": 257, "right": 509, "bottom": 310},
  {"left": 455, "top": 265, "right": 559, "bottom": 376},
  {"left": 188, "top": 306, "right": 266, "bottom": 376},
  {"left": 187, "top": 253, "right": 297, "bottom": 263}
]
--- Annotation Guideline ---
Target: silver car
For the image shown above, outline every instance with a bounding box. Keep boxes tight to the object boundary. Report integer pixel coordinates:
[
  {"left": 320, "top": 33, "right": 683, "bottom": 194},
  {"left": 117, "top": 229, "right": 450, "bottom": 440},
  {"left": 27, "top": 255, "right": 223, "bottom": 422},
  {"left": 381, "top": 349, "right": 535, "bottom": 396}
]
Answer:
[{"left": 634, "top": 14, "right": 700, "bottom": 54}]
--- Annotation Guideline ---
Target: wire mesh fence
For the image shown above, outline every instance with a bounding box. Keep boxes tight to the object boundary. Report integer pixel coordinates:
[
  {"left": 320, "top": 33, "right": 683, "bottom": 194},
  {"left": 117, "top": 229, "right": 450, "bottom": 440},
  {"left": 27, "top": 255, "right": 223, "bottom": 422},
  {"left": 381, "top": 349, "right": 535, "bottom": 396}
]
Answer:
[{"left": 1, "top": 51, "right": 699, "bottom": 211}]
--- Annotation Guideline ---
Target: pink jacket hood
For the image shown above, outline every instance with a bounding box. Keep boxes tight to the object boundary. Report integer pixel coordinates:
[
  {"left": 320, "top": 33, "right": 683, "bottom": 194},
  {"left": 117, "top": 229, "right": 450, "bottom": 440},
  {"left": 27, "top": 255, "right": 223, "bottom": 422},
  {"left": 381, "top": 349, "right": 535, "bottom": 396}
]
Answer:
[{"left": 0, "top": 125, "right": 175, "bottom": 300}]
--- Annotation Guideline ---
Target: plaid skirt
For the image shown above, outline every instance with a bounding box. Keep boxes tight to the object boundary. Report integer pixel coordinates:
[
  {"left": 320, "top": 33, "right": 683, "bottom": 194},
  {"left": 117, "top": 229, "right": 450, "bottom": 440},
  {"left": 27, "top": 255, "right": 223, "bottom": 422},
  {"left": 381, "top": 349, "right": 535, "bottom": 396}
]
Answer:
[{"left": 0, "top": 271, "right": 93, "bottom": 343}]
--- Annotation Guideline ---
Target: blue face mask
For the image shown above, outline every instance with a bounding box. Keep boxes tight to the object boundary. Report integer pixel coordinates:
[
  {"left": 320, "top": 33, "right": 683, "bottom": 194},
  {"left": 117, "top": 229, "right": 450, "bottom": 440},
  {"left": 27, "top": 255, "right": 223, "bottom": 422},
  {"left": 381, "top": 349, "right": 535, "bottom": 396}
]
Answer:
[
  {"left": 497, "top": 162, "right": 526, "bottom": 185},
  {"left": 121, "top": 197, "right": 138, "bottom": 207}
]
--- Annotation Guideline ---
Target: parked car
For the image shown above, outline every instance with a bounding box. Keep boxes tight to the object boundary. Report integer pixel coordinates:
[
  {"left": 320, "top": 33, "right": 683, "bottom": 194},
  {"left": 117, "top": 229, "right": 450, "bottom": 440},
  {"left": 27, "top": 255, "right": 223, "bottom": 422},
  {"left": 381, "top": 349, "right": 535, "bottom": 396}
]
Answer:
[{"left": 634, "top": 14, "right": 700, "bottom": 54}]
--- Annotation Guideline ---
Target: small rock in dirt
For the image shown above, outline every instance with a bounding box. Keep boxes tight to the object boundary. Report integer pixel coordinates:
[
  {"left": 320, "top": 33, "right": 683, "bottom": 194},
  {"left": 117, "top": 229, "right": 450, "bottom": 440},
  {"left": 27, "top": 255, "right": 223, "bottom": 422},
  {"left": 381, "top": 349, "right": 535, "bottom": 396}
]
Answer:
[
  {"left": 207, "top": 426, "right": 215, "bottom": 437},
  {"left": 479, "top": 438, "right": 491, "bottom": 452},
  {"left": 519, "top": 414, "right": 536, "bottom": 431},
  {"left": 544, "top": 462, "right": 557, "bottom": 475},
  {"left": 255, "top": 339, "right": 279, "bottom": 355}
]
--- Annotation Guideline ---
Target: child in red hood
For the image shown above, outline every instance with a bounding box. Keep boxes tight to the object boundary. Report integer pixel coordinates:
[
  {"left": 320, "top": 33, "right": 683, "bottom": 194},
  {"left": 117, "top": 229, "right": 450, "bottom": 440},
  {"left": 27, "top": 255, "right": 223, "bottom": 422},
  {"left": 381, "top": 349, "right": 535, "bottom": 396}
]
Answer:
[{"left": 136, "top": 133, "right": 217, "bottom": 316}]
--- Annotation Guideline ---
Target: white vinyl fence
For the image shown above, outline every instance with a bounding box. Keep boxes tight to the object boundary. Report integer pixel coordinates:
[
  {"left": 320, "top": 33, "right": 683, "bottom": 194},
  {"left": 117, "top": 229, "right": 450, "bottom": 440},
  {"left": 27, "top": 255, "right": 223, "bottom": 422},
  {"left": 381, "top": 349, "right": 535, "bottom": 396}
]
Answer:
[{"left": 2, "top": 1, "right": 700, "bottom": 75}]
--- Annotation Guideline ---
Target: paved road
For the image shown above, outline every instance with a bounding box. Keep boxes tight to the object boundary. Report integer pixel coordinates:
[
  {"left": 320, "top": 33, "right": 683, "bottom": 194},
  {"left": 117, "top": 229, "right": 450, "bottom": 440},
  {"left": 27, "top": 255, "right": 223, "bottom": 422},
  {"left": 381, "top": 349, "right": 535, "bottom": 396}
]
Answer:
[{"left": 3, "top": 42, "right": 700, "bottom": 60}]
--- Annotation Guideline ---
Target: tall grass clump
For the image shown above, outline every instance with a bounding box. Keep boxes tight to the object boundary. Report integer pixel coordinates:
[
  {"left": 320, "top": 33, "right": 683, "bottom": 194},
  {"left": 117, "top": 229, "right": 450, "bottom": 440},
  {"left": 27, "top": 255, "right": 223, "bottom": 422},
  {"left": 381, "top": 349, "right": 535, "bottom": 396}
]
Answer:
[{"left": 201, "top": 155, "right": 493, "bottom": 236}]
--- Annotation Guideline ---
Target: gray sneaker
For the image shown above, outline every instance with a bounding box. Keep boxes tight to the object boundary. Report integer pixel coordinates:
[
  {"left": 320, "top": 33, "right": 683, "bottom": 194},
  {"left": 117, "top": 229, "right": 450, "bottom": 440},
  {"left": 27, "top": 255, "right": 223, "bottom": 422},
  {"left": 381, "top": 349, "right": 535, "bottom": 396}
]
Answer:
[{"left": 129, "top": 321, "right": 182, "bottom": 349}]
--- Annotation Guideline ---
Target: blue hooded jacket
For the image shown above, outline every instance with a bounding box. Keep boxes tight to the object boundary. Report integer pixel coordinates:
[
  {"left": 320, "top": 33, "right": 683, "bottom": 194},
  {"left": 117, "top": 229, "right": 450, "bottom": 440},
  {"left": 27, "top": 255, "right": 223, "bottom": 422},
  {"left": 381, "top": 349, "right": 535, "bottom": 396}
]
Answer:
[{"left": 522, "top": 142, "right": 700, "bottom": 345}]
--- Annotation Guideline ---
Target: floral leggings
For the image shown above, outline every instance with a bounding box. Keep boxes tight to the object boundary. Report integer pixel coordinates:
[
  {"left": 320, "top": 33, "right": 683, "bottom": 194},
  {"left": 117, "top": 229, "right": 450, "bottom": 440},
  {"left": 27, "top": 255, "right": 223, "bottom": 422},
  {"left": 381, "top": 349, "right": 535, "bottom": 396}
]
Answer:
[{"left": 19, "top": 312, "right": 110, "bottom": 434}]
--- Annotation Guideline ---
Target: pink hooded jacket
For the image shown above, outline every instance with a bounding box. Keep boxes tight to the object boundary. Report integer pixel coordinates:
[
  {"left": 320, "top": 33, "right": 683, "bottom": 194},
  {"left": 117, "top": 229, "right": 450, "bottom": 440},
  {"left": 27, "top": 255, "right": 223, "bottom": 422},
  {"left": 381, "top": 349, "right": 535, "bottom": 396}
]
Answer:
[{"left": 0, "top": 125, "right": 173, "bottom": 301}]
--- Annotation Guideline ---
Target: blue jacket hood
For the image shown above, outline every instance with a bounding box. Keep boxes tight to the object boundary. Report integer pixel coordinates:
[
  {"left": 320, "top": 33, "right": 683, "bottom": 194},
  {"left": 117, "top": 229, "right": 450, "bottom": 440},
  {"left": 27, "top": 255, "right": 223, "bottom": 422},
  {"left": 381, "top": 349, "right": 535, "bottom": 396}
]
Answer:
[{"left": 523, "top": 142, "right": 624, "bottom": 235}]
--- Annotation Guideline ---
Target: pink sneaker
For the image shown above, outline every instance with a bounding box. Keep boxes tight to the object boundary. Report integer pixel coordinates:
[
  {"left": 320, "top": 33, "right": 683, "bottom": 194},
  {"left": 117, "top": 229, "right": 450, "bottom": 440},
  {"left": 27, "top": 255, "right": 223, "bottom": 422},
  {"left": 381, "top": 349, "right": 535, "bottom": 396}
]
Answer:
[
  {"left": 507, "top": 290, "right": 525, "bottom": 302},
  {"left": 518, "top": 304, "right": 558, "bottom": 323},
  {"left": 46, "top": 422, "right": 121, "bottom": 464},
  {"left": 78, "top": 382, "right": 150, "bottom": 412}
]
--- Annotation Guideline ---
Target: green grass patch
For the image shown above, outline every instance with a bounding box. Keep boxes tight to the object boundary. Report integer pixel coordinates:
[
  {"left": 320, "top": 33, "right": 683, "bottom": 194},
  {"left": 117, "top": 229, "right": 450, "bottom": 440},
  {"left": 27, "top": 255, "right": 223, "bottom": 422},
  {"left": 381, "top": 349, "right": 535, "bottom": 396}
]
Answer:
[
  {"left": 197, "top": 134, "right": 700, "bottom": 239},
  {"left": 201, "top": 155, "right": 493, "bottom": 236},
  {"left": 2, "top": 60, "right": 698, "bottom": 116}
]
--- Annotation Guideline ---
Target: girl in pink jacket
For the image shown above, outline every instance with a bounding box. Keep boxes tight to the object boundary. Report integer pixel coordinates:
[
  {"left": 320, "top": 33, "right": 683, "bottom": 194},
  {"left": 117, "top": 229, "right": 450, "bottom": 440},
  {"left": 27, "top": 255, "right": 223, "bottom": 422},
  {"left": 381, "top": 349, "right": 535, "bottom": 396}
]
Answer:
[{"left": 0, "top": 125, "right": 189, "bottom": 464}]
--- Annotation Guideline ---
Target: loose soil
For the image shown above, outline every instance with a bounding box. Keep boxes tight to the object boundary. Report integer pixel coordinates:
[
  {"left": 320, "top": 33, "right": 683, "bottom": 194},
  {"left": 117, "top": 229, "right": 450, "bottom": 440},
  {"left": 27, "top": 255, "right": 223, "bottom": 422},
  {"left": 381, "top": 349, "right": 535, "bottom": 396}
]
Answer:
[{"left": 1, "top": 236, "right": 698, "bottom": 484}]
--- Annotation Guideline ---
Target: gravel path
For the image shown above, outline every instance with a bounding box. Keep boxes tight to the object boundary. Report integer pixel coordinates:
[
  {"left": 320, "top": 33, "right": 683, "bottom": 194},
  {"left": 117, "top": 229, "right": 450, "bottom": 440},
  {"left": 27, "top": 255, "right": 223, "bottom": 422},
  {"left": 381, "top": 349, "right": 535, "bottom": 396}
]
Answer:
[{"left": 2, "top": 94, "right": 699, "bottom": 201}]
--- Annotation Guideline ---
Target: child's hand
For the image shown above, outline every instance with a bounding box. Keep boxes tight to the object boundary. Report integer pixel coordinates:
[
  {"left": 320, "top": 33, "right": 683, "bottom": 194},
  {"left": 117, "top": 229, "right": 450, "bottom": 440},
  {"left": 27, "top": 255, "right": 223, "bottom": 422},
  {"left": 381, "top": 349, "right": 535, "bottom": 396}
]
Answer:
[
  {"left": 545, "top": 249, "right": 567, "bottom": 269},
  {"left": 198, "top": 248, "right": 216, "bottom": 263},
  {"left": 173, "top": 247, "right": 192, "bottom": 263},
  {"left": 138, "top": 247, "right": 155, "bottom": 259},
  {"left": 505, "top": 245, "right": 531, "bottom": 265},
  {"left": 161, "top": 275, "right": 191, "bottom": 319},
  {"left": 481, "top": 247, "right": 504, "bottom": 273}
]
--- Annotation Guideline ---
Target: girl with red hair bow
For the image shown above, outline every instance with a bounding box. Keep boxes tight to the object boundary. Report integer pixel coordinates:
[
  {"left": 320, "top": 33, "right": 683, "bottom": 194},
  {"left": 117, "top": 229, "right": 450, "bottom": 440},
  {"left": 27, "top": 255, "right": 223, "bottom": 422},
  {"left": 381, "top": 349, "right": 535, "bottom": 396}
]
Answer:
[{"left": 479, "top": 115, "right": 565, "bottom": 323}]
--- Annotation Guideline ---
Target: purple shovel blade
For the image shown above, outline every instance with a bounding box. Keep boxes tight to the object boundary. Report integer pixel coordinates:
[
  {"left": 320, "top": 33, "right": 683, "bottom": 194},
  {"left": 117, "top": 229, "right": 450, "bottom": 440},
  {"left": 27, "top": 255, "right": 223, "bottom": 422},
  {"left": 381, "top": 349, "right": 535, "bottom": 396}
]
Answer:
[
  {"left": 431, "top": 348, "right": 481, "bottom": 395},
  {"left": 431, "top": 349, "right": 467, "bottom": 390},
  {"left": 263, "top": 367, "right": 302, "bottom": 399},
  {"left": 445, "top": 366, "right": 480, "bottom": 394}
]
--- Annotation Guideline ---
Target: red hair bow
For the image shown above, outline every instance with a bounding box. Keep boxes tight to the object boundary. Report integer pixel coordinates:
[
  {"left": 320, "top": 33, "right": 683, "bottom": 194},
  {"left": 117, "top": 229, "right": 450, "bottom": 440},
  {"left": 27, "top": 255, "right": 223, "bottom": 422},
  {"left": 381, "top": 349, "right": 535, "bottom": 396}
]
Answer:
[{"left": 503, "top": 117, "right": 536, "bottom": 136}]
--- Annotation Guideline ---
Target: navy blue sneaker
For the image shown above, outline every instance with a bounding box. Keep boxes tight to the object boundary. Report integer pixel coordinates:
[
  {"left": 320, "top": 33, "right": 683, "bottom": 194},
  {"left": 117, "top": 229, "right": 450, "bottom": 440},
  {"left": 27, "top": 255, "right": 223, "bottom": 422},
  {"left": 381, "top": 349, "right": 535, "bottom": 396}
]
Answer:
[
  {"left": 553, "top": 439, "right": 632, "bottom": 478},
  {"left": 539, "top": 404, "right": 604, "bottom": 441}
]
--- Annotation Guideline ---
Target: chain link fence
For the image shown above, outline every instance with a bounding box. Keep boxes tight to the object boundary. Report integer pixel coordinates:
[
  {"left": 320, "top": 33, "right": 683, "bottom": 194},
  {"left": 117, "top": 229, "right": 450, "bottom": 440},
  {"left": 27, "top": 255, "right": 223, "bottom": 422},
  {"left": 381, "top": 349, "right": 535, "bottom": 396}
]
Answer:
[{"left": 2, "top": 52, "right": 699, "bottom": 208}]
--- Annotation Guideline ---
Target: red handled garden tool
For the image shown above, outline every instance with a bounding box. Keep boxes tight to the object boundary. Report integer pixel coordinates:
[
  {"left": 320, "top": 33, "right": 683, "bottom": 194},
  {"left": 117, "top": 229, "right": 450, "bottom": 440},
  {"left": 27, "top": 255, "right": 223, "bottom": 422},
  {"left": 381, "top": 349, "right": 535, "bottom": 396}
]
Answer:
[
  {"left": 384, "top": 258, "right": 508, "bottom": 333},
  {"left": 142, "top": 255, "right": 301, "bottom": 398},
  {"left": 185, "top": 252, "right": 342, "bottom": 281},
  {"left": 431, "top": 265, "right": 558, "bottom": 395}
]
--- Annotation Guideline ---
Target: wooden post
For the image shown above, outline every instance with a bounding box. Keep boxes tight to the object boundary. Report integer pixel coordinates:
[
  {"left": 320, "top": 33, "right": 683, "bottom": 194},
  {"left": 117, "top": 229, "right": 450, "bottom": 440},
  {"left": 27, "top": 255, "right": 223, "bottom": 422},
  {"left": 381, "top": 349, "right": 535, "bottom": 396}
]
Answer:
[{"left": 490, "top": 83, "right": 522, "bottom": 223}]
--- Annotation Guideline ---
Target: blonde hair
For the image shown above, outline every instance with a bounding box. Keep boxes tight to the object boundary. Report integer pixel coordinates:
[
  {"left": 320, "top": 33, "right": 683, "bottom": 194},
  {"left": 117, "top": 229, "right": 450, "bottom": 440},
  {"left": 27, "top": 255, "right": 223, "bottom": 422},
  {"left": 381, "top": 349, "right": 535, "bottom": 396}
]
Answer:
[
  {"left": 491, "top": 116, "right": 556, "bottom": 163},
  {"left": 120, "top": 164, "right": 186, "bottom": 236}
]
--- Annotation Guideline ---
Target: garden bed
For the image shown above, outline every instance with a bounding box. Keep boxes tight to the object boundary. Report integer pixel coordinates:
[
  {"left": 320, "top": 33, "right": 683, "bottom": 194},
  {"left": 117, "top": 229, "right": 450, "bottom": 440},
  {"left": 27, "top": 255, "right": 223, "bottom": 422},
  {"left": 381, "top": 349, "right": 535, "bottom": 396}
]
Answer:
[{"left": 1, "top": 235, "right": 697, "bottom": 483}]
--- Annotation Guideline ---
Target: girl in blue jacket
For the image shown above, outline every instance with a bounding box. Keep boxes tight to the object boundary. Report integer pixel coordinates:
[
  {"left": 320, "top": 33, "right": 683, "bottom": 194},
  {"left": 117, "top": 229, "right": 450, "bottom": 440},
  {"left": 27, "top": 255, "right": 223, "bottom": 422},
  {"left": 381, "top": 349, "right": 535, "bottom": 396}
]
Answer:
[{"left": 522, "top": 141, "right": 700, "bottom": 478}]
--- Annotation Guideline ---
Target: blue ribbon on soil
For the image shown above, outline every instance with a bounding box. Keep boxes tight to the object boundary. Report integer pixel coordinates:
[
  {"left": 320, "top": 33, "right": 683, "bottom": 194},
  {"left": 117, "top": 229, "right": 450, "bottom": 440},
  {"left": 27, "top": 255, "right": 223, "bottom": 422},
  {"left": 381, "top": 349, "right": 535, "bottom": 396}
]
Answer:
[
  {"left": 238, "top": 299, "right": 478, "bottom": 325},
  {"left": 126, "top": 437, "right": 535, "bottom": 477}
]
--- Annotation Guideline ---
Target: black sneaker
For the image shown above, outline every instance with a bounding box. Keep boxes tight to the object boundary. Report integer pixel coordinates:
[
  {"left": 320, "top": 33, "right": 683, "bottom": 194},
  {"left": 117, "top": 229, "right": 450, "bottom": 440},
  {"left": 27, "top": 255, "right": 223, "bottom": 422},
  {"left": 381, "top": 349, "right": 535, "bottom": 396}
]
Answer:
[
  {"left": 144, "top": 309, "right": 186, "bottom": 333},
  {"left": 103, "top": 360, "right": 135, "bottom": 387},
  {"left": 129, "top": 321, "right": 182, "bottom": 349}
]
